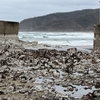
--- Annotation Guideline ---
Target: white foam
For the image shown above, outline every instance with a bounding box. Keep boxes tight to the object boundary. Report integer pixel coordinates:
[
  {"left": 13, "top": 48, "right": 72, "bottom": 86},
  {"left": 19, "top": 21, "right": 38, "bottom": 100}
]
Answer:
[{"left": 18, "top": 32, "right": 94, "bottom": 46}]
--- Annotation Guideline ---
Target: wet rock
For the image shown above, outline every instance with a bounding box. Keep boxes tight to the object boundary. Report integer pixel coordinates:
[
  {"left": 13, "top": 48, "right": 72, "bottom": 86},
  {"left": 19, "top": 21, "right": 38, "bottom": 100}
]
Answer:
[
  {"left": 53, "top": 70, "right": 60, "bottom": 78},
  {"left": 67, "top": 48, "right": 77, "bottom": 55},
  {"left": 19, "top": 55, "right": 26, "bottom": 60},
  {"left": 58, "top": 94, "right": 69, "bottom": 100},
  {"left": 82, "top": 90, "right": 100, "bottom": 100},
  {"left": 95, "top": 82, "right": 100, "bottom": 88},
  {"left": 13, "top": 72, "right": 24, "bottom": 80},
  {"left": 67, "top": 85, "right": 74, "bottom": 91},
  {"left": 0, "top": 91, "right": 5, "bottom": 95},
  {"left": 19, "top": 89, "right": 28, "bottom": 94},
  {"left": 7, "top": 86, "right": 14, "bottom": 93},
  {"left": 92, "top": 90, "right": 100, "bottom": 98}
]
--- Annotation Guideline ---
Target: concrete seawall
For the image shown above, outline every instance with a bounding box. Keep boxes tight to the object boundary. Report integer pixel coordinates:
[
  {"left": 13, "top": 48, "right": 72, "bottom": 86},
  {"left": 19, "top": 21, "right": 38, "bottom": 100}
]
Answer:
[
  {"left": 93, "top": 24, "right": 100, "bottom": 51},
  {"left": 0, "top": 21, "right": 19, "bottom": 36}
]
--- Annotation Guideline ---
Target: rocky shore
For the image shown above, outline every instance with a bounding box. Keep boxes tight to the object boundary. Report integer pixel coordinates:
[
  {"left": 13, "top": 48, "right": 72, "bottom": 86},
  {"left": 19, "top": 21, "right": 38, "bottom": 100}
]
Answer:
[{"left": 0, "top": 38, "right": 99, "bottom": 100}]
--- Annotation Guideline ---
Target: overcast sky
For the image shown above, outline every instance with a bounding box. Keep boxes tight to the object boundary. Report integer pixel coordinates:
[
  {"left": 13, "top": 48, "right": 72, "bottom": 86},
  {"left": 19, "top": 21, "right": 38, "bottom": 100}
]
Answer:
[{"left": 0, "top": 0, "right": 99, "bottom": 22}]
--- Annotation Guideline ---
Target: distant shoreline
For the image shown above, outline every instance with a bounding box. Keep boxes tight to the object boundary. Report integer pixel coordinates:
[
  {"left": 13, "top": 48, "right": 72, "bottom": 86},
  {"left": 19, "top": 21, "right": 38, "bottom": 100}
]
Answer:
[
  {"left": 19, "top": 31, "right": 94, "bottom": 33},
  {"left": 19, "top": 9, "right": 97, "bottom": 32}
]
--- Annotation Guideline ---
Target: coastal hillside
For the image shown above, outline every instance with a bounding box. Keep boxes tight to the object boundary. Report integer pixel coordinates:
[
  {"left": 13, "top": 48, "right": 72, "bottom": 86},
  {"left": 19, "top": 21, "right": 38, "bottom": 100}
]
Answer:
[{"left": 19, "top": 9, "right": 99, "bottom": 32}]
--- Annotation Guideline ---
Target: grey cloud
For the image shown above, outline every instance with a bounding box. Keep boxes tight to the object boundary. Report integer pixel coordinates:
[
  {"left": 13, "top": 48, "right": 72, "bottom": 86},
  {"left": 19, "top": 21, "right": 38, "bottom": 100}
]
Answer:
[{"left": 0, "top": 0, "right": 99, "bottom": 22}]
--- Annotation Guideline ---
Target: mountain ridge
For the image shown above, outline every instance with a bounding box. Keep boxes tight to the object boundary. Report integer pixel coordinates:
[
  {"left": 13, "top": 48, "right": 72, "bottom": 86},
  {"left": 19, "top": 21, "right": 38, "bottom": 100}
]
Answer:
[{"left": 19, "top": 9, "right": 99, "bottom": 32}]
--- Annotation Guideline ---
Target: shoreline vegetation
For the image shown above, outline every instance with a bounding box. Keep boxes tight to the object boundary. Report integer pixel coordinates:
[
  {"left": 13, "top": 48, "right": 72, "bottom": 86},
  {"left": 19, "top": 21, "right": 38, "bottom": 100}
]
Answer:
[
  {"left": 0, "top": 37, "right": 100, "bottom": 99},
  {"left": 19, "top": 9, "right": 99, "bottom": 32}
]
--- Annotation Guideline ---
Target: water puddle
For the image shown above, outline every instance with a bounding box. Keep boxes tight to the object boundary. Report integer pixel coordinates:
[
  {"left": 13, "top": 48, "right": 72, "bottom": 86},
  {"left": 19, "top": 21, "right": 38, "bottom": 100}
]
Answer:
[
  {"left": 34, "top": 76, "right": 98, "bottom": 98},
  {"left": 55, "top": 85, "right": 96, "bottom": 98}
]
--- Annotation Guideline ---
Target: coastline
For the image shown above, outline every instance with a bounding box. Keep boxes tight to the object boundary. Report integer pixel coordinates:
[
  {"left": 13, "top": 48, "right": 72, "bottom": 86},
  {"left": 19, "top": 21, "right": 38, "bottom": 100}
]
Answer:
[
  {"left": 23, "top": 43, "right": 93, "bottom": 52},
  {"left": 0, "top": 39, "right": 99, "bottom": 100}
]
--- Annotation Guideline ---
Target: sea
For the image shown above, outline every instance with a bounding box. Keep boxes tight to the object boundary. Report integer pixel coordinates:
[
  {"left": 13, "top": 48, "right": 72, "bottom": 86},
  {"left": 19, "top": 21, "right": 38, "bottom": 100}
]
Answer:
[{"left": 18, "top": 32, "right": 94, "bottom": 46}]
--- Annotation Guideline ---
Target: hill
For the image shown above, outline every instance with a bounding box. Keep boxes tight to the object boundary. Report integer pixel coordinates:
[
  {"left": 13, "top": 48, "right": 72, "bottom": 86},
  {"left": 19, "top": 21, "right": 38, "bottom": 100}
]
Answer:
[{"left": 19, "top": 9, "right": 99, "bottom": 32}]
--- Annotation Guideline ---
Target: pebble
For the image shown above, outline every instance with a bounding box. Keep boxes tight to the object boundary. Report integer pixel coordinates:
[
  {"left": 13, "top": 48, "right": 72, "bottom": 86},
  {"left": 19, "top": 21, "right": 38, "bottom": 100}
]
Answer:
[{"left": 0, "top": 38, "right": 99, "bottom": 99}]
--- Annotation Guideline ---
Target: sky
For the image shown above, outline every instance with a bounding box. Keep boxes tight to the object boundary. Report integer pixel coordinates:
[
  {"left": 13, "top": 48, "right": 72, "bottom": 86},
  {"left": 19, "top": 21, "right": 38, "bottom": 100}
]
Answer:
[{"left": 0, "top": 0, "right": 99, "bottom": 22}]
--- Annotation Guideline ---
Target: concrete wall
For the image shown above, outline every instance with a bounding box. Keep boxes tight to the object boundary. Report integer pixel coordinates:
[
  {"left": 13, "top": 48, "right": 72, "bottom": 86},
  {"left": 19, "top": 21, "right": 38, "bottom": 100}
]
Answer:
[
  {"left": 93, "top": 24, "right": 100, "bottom": 51},
  {"left": 0, "top": 21, "right": 19, "bottom": 36},
  {"left": 0, "top": 21, "right": 5, "bottom": 35}
]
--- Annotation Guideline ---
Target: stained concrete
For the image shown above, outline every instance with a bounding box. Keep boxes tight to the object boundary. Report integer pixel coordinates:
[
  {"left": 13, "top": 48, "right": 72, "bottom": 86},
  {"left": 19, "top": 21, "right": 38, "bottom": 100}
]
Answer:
[
  {"left": 93, "top": 24, "right": 100, "bottom": 51},
  {"left": 0, "top": 20, "right": 19, "bottom": 36}
]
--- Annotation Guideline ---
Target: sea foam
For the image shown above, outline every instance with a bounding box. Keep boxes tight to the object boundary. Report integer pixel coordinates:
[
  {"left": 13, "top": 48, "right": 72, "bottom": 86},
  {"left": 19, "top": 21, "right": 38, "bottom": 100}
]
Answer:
[{"left": 18, "top": 32, "right": 94, "bottom": 46}]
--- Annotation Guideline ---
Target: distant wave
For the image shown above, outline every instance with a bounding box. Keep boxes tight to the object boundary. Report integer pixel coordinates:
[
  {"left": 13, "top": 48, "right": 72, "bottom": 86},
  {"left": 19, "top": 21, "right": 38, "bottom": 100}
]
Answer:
[
  {"left": 18, "top": 32, "right": 94, "bottom": 46},
  {"left": 43, "top": 35, "right": 48, "bottom": 38}
]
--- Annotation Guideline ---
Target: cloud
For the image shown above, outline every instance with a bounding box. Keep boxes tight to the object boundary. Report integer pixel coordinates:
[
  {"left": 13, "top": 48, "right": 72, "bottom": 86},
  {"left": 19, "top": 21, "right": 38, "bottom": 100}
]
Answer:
[{"left": 0, "top": 0, "right": 99, "bottom": 22}]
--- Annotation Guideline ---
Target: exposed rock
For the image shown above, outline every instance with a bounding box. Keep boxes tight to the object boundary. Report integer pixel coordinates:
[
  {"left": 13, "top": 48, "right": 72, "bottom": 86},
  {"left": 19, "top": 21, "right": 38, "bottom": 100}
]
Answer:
[{"left": 0, "top": 39, "right": 100, "bottom": 99}]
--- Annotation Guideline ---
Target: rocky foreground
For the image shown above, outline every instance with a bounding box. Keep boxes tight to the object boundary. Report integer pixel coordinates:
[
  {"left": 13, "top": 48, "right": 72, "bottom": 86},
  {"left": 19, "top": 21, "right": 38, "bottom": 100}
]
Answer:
[{"left": 0, "top": 38, "right": 99, "bottom": 100}]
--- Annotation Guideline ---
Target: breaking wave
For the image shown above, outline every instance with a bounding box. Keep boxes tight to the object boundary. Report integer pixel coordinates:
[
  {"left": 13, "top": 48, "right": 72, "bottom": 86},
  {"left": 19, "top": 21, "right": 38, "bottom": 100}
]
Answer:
[{"left": 18, "top": 32, "right": 94, "bottom": 46}]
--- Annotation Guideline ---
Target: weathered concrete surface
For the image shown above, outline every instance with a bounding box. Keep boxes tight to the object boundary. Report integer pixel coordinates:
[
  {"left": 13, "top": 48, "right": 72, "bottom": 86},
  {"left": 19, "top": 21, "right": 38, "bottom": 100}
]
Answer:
[
  {"left": 5, "top": 21, "right": 19, "bottom": 35},
  {"left": 93, "top": 24, "right": 100, "bottom": 51},
  {"left": 0, "top": 20, "right": 19, "bottom": 36},
  {"left": 0, "top": 21, "right": 5, "bottom": 35}
]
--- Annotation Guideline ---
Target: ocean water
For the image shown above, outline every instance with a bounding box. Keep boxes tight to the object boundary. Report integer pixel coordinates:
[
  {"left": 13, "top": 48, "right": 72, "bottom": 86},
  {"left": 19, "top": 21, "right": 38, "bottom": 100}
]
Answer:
[{"left": 18, "top": 32, "right": 94, "bottom": 46}]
